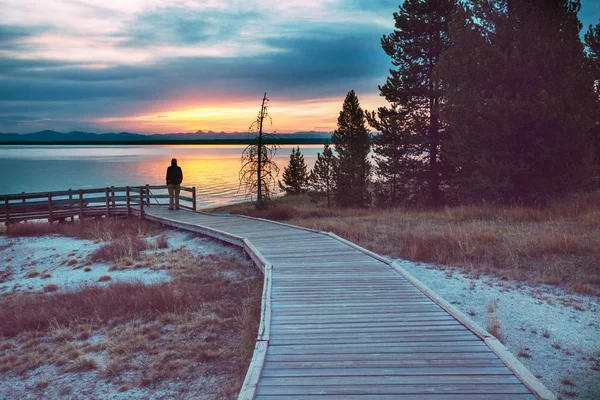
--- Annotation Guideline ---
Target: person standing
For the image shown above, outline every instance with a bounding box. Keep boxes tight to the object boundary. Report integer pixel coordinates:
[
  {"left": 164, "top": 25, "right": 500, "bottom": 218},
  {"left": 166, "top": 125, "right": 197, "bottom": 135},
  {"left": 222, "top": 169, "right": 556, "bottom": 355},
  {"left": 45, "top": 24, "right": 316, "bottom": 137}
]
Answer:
[{"left": 166, "top": 158, "right": 183, "bottom": 210}]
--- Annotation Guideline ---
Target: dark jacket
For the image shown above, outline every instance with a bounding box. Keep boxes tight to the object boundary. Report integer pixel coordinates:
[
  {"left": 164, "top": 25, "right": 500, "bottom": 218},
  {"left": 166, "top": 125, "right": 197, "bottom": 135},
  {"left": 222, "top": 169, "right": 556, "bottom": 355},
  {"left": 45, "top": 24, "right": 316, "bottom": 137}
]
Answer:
[{"left": 166, "top": 165, "right": 183, "bottom": 185}]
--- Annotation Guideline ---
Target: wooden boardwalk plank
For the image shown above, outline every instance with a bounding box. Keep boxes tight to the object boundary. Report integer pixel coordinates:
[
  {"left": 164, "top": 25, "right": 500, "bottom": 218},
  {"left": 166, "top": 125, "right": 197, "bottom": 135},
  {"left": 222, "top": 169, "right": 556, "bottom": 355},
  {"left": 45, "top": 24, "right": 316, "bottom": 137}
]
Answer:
[{"left": 143, "top": 208, "right": 554, "bottom": 400}]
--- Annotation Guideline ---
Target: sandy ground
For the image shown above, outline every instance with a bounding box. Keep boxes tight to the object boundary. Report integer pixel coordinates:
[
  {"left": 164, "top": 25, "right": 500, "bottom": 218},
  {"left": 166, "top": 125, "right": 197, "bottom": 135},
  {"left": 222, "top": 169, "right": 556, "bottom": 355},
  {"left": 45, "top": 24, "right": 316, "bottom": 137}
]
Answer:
[
  {"left": 397, "top": 259, "right": 600, "bottom": 400},
  {"left": 0, "top": 229, "right": 244, "bottom": 400}
]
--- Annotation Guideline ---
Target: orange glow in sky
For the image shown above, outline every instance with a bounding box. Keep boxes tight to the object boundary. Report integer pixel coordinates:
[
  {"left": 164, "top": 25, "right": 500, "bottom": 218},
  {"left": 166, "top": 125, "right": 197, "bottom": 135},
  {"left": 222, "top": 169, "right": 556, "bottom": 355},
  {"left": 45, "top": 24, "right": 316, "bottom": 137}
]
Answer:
[{"left": 94, "top": 94, "right": 388, "bottom": 133}]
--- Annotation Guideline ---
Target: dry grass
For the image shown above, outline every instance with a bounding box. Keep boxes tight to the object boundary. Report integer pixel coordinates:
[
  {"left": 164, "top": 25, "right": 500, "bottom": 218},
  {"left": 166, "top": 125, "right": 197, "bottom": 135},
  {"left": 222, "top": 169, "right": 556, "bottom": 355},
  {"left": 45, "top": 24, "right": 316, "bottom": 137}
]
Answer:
[
  {"left": 486, "top": 314, "right": 505, "bottom": 343},
  {"left": 90, "top": 236, "right": 149, "bottom": 264},
  {"left": 6, "top": 217, "right": 155, "bottom": 241},
  {"left": 0, "top": 247, "right": 262, "bottom": 398},
  {"left": 518, "top": 348, "right": 533, "bottom": 358},
  {"left": 219, "top": 192, "right": 600, "bottom": 293},
  {"left": 43, "top": 284, "right": 59, "bottom": 293},
  {"left": 155, "top": 235, "right": 169, "bottom": 249}
]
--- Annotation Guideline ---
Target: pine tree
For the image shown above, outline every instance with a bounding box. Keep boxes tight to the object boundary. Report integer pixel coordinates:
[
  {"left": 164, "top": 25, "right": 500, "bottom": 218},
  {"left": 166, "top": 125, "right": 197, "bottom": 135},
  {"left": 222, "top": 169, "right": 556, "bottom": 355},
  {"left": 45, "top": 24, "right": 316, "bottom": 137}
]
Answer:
[
  {"left": 332, "top": 90, "right": 371, "bottom": 207},
  {"left": 585, "top": 22, "right": 600, "bottom": 77},
  {"left": 279, "top": 146, "right": 309, "bottom": 194},
  {"left": 370, "top": 0, "right": 457, "bottom": 207},
  {"left": 437, "top": 0, "right": 598, "bottom": 203},
  {"left": 584, "top": 21, "right": 600, "bottom": 170},
  {"left": 308, "top": 140, "right": 337, "bottom": 207}
]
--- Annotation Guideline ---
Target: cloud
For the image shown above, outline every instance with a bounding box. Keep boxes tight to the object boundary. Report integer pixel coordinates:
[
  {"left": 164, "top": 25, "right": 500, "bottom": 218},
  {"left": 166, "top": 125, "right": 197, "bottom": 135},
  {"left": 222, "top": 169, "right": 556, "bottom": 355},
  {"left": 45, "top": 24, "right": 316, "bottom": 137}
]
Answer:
[
  {"left": 0, "top": 0, "right": 400, "bottom": 133},
  {"left": 120, "top": 7, "right": 263, "bottom": 48}
]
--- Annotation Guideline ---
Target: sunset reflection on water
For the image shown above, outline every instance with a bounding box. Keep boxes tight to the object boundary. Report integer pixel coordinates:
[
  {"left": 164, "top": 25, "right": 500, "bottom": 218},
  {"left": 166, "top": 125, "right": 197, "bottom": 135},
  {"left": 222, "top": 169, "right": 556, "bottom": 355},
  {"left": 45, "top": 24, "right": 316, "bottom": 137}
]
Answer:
[{"left": 0, "top": 145, "right": 321, "bottom": 208}]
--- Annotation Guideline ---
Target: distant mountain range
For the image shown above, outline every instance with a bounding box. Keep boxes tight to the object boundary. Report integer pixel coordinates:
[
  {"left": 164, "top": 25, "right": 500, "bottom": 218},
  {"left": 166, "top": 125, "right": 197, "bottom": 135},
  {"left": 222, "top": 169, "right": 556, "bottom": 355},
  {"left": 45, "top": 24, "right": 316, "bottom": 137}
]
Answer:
[{"left": 0, "top": 130, "right": 332, "bottom": 143}]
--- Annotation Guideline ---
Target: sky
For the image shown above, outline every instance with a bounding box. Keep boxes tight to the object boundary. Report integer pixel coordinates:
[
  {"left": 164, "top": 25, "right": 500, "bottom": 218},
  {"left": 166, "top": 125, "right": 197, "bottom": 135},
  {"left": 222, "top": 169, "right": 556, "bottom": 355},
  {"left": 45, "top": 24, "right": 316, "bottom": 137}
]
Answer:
[{"left": 1, "top": 0, "right": 599, "bottom": 135}]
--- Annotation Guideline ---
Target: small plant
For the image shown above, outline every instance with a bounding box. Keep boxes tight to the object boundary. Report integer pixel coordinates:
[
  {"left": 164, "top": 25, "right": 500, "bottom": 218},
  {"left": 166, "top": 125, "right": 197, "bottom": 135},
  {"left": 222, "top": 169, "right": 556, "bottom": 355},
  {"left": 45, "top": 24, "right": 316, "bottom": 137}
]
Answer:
[
  {"left": 518, "top": 348, "right": 532, "bottom": 358},
  {"left": 156, "top": 235, "right": 169, "bottom": 249},
  {"left": 84, "top": 267, "right": 91, "bottom": 272},
  {"left": 67, "top": 259, "right": 77, "bottom": 266},
  {"left": 561, "top": 377, "right": 576, "bottom": 386},
  {"left": 44, "top": 284, "right": 59, "bottom": 293},
  {"left": 25, "top": 271, "right": 40, "bottom": 278},
  {"left": 98, "top": 275, "right": 111, "bottom": 282},
  {"left": 552, "top": 341, "right": 562, "bottom": 350},
  {"left": 487, "top": 301, "right": 496, "bottom": 313},
  {"left": 542, "top": 328, "right": 551, "bottom": 338},
  {"left": 486, "top": 314, "right": 505, "bottom": 343}
]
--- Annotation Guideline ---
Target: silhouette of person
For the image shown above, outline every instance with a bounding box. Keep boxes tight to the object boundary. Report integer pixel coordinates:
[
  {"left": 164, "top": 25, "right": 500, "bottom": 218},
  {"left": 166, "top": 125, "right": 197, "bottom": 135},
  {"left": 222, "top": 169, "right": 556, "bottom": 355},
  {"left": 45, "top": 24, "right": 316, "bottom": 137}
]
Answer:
[{"left": 166, "top": 158, "right": 183, "bottom": 210}]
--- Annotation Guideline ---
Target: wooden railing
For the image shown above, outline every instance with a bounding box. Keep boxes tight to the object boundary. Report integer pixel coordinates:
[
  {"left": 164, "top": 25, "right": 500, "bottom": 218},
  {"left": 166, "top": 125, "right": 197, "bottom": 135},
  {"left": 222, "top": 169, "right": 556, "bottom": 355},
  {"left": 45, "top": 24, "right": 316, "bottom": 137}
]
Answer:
[{"left": 1, "top": 185, "right": 196, "bottom": 224}]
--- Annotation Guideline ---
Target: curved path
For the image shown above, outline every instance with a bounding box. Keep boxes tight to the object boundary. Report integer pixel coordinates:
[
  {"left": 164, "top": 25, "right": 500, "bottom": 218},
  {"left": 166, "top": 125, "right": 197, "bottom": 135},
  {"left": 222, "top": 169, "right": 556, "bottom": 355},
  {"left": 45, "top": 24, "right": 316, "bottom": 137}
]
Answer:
[{"left": 143, "top": 207, "right": 554, "bottom": 400}]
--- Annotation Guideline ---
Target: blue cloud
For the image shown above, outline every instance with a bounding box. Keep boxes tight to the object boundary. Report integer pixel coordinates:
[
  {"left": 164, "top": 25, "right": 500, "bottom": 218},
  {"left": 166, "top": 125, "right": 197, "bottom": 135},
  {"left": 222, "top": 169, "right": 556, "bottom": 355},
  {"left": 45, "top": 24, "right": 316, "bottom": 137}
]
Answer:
[{"left": 120, "top": 7, "right": 262, "bottom": 47}]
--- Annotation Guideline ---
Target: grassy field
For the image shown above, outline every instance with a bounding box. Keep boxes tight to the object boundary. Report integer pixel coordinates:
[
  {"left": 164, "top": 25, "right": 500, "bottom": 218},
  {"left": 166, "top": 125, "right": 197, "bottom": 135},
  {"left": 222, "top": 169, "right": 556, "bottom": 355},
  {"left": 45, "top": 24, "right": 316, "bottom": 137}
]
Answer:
[
  {"left": 219, "top": 192, "right": 600, "bottom": 295},
  {"left": 0, "top": 218, "right": 262, "bottom": 398}
]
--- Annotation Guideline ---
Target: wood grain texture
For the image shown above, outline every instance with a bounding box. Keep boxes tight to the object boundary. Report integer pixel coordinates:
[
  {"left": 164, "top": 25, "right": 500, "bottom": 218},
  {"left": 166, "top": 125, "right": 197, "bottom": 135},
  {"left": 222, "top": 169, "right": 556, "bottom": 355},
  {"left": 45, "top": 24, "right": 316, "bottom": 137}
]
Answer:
[{"left": 142, "top": 207, "right": 554, "bottom": 400}]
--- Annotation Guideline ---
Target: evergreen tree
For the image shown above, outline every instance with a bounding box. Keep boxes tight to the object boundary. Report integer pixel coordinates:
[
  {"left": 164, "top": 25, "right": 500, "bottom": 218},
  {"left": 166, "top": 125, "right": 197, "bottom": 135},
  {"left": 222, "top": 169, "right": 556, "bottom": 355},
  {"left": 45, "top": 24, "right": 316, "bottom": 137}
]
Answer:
[
  {"left": 584, "top": 21, "right": 600, "bottom": 171},
  {"left": 437, "top": 0, "right": 598, "bottom": 203},
  {"left": 279, "top": 146, "right": 309, "bottom": 194},
  {"left": 370, "top": 0, "right": 457, "bottom": 207},
  {"left": 585, "top": 22, "right": 600, "bottom": 77},
  {"left": 308, "top": 140, "right": 337, "bottom": 207},
  {"left": 332, "top": 90, "right": 372, "bottom": 207}
]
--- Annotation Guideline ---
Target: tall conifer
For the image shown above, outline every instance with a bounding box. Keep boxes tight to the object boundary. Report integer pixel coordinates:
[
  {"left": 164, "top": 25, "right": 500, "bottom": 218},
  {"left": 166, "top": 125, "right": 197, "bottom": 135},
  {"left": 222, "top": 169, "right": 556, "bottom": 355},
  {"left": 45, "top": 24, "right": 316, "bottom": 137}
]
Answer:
[
  {"left": 370, "top": 0, "right": 456, "bottom": 207},
  {"left": 308, "top": 140, "right": 337, "bottom": 207},
  {"left": 332, "top": 90, "right": 371, "bottom": 207}
]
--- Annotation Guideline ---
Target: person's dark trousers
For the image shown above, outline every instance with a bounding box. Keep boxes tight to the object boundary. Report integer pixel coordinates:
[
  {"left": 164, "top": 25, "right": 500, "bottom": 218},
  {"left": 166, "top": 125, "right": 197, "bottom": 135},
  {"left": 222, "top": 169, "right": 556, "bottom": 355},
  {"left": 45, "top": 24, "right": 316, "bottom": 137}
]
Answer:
[{"left": 168, "top": 184, "right": 181, "bottom": 210}]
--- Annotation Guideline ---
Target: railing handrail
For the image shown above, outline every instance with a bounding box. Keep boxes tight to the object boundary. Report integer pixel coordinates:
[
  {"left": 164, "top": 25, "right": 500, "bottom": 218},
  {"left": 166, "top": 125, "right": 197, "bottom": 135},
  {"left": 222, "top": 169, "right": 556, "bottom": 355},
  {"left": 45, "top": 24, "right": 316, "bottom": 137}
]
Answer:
[
  {"left": 0, "top": 185, "right": 196, "bottom": 200},
  {"left": 1, "top": 184, "right": 197, "bottom": 224}
]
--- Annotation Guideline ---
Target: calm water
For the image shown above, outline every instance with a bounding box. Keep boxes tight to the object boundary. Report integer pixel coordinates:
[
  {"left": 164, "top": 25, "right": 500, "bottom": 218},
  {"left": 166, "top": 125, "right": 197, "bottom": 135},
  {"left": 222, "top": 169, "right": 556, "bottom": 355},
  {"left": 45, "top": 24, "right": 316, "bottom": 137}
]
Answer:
[{"left": 0, "top": 145, "right": 323, "bottom": 208}]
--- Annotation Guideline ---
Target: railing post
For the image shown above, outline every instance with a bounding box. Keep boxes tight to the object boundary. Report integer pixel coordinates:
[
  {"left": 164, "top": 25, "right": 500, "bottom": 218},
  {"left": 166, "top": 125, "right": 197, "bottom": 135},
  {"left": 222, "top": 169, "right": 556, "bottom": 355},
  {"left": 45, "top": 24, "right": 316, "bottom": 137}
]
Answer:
[
  {"left": 111, "top": 186, "right": 115, "bottom": 207},
  {"left": 140, "top": 187, "right": 145, "bottom": 218},
  {"left": 105, "top": 187, "right": 110, "bottom": 218},
  {"left": 48, "top": 193, "right": 53, "bottom": 224},
  {"left": 126, "top": 186, "right": 131, "bottom": 216},
  {"left": 4, "top": 197, "right": 9, "bottom": 226},
  {"left": 68, "top": 189, "right": 74, "bottom": 222},
  {"left": 192, "top": 187, "right": 197, "bottom": 211},
  {"left": 145, "top": 184, "right": 150, "bottom": 206},
  {"left": 21, "top": 192, "right": 25, "bottom": 204},
  {"left": 79, "top": 189, "right": 84, "bottom": 220}
]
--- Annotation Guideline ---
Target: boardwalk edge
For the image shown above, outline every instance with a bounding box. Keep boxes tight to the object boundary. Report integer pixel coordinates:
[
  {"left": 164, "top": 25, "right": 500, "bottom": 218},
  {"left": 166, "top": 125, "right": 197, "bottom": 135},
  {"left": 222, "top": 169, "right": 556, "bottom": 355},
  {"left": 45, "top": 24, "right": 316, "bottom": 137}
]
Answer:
[
  {"left": 237, "top": 340, "right": 268, "bottom": 400},
  {"left": 141, "top": 212, "right": 271, "bottom": 400}
]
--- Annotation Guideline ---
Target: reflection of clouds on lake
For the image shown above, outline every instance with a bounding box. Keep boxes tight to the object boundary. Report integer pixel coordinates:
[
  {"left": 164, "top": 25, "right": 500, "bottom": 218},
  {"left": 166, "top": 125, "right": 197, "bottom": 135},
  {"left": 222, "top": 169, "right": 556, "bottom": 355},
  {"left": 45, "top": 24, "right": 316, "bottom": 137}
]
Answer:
[{"left": 0, "top": 145, "right": 325, "bottom": 208}]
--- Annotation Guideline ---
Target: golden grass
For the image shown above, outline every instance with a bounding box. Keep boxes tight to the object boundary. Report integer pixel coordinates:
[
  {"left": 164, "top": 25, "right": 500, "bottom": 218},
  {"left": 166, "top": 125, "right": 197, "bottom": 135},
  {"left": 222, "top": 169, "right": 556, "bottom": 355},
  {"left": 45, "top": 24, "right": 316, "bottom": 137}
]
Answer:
[{"left": 219, "top": 192, "right": 600, "bottom": 293}]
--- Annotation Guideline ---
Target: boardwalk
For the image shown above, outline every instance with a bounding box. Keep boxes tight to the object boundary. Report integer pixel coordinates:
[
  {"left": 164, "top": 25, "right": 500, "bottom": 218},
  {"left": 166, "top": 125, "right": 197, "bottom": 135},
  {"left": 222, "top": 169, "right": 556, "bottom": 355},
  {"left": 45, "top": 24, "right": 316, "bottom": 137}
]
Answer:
[{"left": 143, "top": 207, "right": 554, "bottom": 400}]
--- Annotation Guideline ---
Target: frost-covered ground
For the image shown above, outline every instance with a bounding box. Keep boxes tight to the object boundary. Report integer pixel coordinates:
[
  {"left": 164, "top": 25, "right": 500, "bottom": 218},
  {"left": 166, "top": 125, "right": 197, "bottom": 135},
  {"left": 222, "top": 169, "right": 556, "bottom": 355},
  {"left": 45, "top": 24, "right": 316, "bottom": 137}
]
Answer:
[
  {"left": 396, "top": 259, "right": 600, "bottom": 400},
  {"left": 0, "top": 228, "right": 245, "bottom": 400}
]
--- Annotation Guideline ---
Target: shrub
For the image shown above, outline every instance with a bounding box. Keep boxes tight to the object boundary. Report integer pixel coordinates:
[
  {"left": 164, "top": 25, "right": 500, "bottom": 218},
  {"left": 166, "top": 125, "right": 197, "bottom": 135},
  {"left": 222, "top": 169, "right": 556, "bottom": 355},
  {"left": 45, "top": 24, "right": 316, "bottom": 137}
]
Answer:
[{"left": 44, "top": 284, "right": 59, "bottom": 293}]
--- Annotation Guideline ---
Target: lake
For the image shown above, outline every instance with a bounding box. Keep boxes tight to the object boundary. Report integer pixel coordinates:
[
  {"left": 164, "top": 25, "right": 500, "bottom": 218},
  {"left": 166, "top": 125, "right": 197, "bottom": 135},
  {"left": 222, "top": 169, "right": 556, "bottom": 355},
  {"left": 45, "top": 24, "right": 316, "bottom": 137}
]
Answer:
[{"left": 0, "top": 145, "right": 324, "bottom": 208}]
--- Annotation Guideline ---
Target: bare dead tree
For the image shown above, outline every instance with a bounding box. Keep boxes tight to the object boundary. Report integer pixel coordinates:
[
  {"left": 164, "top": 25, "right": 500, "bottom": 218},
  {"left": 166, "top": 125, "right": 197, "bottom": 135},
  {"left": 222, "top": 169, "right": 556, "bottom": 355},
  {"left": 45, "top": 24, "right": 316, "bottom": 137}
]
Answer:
[{"left": 239, "top": 93, "right": 280, "bottom": 208}]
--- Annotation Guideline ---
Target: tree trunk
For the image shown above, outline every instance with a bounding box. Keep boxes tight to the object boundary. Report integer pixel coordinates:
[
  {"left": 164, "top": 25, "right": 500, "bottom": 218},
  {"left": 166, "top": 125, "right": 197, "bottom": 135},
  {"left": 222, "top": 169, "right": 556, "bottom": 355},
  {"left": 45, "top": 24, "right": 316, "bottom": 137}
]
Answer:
[
  {"left": 429, "top": 99, "right": 441, "bottom": 208},
  {"left": 257, "top": 93, "right": 267, "bottom": 207}
]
